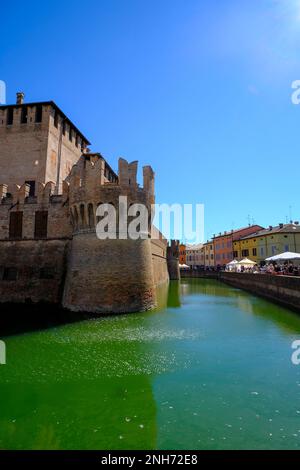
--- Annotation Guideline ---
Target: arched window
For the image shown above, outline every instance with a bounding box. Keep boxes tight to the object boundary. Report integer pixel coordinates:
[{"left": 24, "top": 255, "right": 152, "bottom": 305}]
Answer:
[
  {"left": 80, "top": 204, "right": 85, "bottom": 228},
  {"left": 73, "top": 206, "right": 79, "bottom": 231}
]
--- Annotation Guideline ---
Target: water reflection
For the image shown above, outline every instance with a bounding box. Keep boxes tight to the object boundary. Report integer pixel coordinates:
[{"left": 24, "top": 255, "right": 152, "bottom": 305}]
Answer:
[
  {"left": 181, "top": 278, "right": 300, "bottom": 335},
  {"left": 167, "top": 281, "right": 181, "bottom": 308}
]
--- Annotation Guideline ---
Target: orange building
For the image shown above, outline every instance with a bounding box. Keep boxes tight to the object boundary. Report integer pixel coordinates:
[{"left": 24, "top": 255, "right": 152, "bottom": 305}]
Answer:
[
  {"left": 179, "top": 243, "right": 186, "bottom": 265},
  {"left": 213, "top": 225, "right": 263, "bottom": 267}
]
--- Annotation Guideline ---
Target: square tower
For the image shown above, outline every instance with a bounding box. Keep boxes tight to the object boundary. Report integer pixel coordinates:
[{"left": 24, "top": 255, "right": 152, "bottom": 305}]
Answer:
[{"left": 0, "top": 93, "right": 90, "bottom": 194}]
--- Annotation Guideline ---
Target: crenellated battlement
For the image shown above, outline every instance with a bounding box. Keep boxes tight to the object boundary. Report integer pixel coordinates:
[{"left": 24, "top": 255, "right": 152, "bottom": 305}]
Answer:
[
  {"left": 65, "top": 156, "right": 155, "bottom": 234},
  {"left": 0, "top": 180, "right": 72, "bottom": 242},
  {"left": 67, "top": 156, "right": 154, "bottom": 200},
  {"left": 0, "top": 181, "right": 59, "bottom": 206}
]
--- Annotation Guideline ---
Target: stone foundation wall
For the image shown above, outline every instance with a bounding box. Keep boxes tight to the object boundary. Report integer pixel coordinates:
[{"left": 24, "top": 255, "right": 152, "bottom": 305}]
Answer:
[
  {"left": 219, "top": 272, "right": 300, "bottom": 312},
  {"left": 180, "top": 270, "right": 218, "bottom": 279},
  {"left": 0, "top": 239, "right": 68, "bottom": 304},
  {"left": 0, "top": 235, "right": 169, "bottom": 313},
  {"left": 63, "top": 233, "right": 157, "bottom": 314}
]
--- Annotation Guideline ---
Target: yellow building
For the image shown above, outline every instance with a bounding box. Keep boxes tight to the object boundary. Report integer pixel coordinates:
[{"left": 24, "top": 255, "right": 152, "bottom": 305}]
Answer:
[
  {"left": 234, "top": 223, "right": 300, "bottom": 264},
  {"left": 233, "top": 236, "right": 259, "bottom": 263},
  {"left": 203, "top": 241, "right": 214, "bottom": 267}
]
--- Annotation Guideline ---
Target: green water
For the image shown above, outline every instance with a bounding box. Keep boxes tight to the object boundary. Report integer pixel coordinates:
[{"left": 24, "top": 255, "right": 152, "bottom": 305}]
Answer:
[{"left": 1, "top": 279, "right": 300, "bottom": 450}]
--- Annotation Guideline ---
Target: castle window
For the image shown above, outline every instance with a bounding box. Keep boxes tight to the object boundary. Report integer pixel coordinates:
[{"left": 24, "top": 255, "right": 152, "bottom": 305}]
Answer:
[
  {"left": 25, "top": 180, "right": 36, "bottom": 197},
  {"left": 21, "top": 106, "right": 28, "bottom": 124},
  {"left": 54, "top": 110, "right": 59, "bottom": 128},
  {"left": 34, "top": 211, "right": 48, "bottom": 239},
  {"left": 62, "top": 121, "right": 66, "bottom": 135},
  {"left": 6, "top": 108, "right": 13, "bottom": 125},
  {"left": 3, "top": 267, "right": 18, "bottom": 281},
  {"left": 75, "top": 134, "right": 79, "bottom": 148},
  {"left": 35, "top": 105, "right": 43, "bottom": 123},
  {"left": 69, "top": 127, "right": 72, "bottom": 142},
  {"left": 252, "top": 248, "right": 257, "bottom": 256},
  {"left": 39, "top": 267, "right": 54, "bottom": 279},
  {"left": 9, "top": 212, "right": 23, "bottom": 239}
]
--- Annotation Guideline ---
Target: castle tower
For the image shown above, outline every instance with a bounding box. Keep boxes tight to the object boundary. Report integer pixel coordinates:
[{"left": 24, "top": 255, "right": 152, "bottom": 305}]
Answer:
[
  {"left": 0, "top": 93, "right": 90, "bottom": 195},
  {"left": 62, "top": 156, "right": 157, "bottom": 314},
  {"left": 167, "top": 240, "right": 180, "bottom": 281}
]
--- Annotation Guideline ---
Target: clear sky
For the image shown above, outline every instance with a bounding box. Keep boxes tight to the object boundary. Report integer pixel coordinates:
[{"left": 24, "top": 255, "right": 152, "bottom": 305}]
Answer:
[{"left": 1, "top": 0, "right": 300, "bottom": 241}]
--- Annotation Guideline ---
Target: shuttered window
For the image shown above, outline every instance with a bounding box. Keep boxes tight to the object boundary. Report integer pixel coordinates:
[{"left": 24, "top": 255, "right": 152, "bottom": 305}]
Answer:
[
  {"left": 9, "top": 212, "right": 23, "bottom": 239},
  {"left": 34, "top": 211, "right": 48, "bottom": 239}
]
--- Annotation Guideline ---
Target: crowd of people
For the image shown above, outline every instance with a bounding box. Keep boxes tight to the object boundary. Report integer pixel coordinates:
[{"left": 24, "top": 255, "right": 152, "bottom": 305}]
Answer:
[
  {"left": 191, "top": 263, "right": 300, "bottom": 276},
  {"left": 226, "top": 262, "right": 299, "bottom": 276}
]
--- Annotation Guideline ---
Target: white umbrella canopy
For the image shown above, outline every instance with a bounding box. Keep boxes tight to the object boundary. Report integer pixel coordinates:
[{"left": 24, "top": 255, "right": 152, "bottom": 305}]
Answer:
[
  {"left": 237, "top": 258, "right": 256, "bottom": 266},
  {"left": 179, "top": 264, "right": 190, "bottom": 269},
  {"left": 265, "top": 252, "right": 300, "bottom": 262}
]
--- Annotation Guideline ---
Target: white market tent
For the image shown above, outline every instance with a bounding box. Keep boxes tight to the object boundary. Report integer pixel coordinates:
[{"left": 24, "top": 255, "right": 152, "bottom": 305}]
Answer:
[
  {"left": 179, "top": 264, "right": 190, "bottom": 269},
  {"left": 236, "top": 258, "right": 256, "bottom": 266},
  {"left": 265, "top": 252, "right": 300, "bottom": 262},
  {"left": 227, "top": 260, "right": 239, "bottom": 266},
  {"left": 226, "top": 259, "right": 239, "bottom": 271}
]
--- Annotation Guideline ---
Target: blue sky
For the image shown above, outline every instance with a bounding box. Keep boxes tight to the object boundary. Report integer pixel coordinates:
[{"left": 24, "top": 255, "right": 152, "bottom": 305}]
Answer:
[{"left": 1, "top": 0, "right": 300, "bottom": 241}]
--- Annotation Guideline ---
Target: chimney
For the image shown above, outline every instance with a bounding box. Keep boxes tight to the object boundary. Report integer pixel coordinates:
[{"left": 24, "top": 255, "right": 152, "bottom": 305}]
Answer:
[
  {"left": 16, "top": 92, "right": 25, "bottom": 105},
  {"left": 279, "top": 223, "right": 284, "bottom": 229},
  {"left": 269, "top": 225, "right": 273, "bottom": 231}
]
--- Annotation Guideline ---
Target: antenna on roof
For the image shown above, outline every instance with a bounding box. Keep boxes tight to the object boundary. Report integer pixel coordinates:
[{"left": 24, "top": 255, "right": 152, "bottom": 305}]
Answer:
[{"left": 289, "top": 205, "right": 293, "bottom": 223}]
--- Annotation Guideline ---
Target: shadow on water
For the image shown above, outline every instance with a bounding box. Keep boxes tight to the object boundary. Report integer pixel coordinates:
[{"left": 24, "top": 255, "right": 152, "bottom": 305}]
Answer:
[
  {"left": 0, "top": 303, "right": 97, "bottom": 338},
  {"left": 0, "top": 282, "right": 172, "bottom": 337}
]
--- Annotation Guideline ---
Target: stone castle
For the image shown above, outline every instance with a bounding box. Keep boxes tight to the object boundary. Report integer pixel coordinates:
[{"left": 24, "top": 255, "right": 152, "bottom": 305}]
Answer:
[{"left": 0, "top": 93, "right": 171, "bottom": 314}]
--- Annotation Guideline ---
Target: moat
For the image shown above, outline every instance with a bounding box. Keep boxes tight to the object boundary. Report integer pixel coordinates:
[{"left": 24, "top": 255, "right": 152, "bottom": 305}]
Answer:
[{"left": 1, "top": 279, "right": 300, "bottom": 450}]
